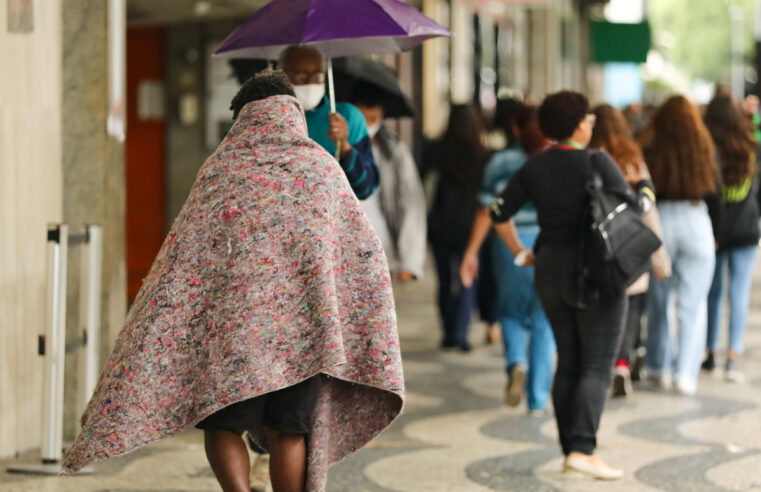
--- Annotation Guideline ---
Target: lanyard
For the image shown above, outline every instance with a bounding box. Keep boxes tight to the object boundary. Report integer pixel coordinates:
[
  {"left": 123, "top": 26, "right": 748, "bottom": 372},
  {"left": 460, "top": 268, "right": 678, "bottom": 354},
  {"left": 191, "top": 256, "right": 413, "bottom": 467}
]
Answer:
[{"left": 555, "top": 140, "right": 585, "bottom": 150}]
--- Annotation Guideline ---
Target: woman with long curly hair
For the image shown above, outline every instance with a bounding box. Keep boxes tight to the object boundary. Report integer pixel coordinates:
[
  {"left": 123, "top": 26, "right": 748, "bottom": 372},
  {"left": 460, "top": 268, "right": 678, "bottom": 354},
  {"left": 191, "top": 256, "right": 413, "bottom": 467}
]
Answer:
[
  {"left": 589, "top": 104, "right": 672, "bottom": 398},
  {"left": 642, "top": 95, "right": 722, "bottom": 395},
  {"left": 460, "top": 104, "right": 556, "bottom": 414},
  {"left": 703, "top": 91, "right": 759, "bottom": 381}
]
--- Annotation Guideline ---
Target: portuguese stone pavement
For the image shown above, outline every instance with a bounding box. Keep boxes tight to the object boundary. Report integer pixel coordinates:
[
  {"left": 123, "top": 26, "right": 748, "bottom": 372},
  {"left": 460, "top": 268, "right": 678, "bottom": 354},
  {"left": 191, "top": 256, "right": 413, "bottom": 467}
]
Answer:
[{"left": 3, "top": 264, "right": 761, "bottom": 491}]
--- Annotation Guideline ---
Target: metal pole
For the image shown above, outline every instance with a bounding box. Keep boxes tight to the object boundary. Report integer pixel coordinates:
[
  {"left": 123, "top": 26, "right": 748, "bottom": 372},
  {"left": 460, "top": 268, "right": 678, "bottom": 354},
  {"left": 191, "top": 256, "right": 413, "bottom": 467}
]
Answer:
[
  {"left": 43, "top": 224, "right": 67, "bottom": 464},
  {"left": 79, "top": 225, "right": 103, "bottom": 415},
  {"left": 8, "top": 224, "right": 92, "bottom": 475},
  {"left": 327, "top": 58, "right": 342, "bottom": 160}
]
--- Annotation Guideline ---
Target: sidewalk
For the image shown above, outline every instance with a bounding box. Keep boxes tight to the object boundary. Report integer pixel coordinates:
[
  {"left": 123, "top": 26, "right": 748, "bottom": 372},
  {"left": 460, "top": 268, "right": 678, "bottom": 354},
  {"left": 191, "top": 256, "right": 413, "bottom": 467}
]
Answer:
[{"left": 3, "top": 264, "right": 761, "bottom": 491}]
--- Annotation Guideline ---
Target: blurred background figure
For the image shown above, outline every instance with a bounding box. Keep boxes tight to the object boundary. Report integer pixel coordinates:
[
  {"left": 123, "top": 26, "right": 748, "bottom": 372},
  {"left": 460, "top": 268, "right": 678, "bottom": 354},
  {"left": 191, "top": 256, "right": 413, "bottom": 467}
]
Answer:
[
  {"left": 590, "top": 104, "right": 672, "bottom": 398},
  {"left": 703, "top": 90, "right": 759, "bottom": 382},
  {"left": 642, "top": 95, "right": 722, "bottom": 395},
  {"left": 422, "top": 104, "right": 491, "bottom": 351},
  {"left": 350, "top": 80, "right": 427, "bottom": 282},
  {"left": 477, "top": 96, "right": 528, "bottom": 346},
  {"left": 461, "top": 104, "right": 556, "bottom": 413}
]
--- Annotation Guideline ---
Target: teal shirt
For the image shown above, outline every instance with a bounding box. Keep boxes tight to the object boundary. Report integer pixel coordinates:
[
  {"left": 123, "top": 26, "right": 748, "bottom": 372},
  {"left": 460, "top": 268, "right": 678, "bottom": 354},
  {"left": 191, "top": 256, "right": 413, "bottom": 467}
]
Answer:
[{"left": 304, "top": 96, "right": 378, "bottom": 199}]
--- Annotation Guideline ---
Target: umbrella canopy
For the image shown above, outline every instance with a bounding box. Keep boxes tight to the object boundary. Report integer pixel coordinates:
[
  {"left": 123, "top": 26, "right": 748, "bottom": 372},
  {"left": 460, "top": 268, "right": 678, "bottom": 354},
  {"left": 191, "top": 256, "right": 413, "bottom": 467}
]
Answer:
[
  {"left": 332, "top": 58, "right": 414, "bottom": 118},
  {"left": 229, "top": 57, "right": 414, "bottom": 119},
  {"left": 213, "top": 0, "right": 451, "bottom": 59}
]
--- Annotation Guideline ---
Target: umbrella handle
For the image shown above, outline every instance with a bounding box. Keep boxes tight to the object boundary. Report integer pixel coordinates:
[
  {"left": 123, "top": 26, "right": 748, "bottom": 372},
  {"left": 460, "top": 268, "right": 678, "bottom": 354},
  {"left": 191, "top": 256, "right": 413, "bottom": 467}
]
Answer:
[{"left": 327, "top": 58, "right": 342, "bottom": 160}]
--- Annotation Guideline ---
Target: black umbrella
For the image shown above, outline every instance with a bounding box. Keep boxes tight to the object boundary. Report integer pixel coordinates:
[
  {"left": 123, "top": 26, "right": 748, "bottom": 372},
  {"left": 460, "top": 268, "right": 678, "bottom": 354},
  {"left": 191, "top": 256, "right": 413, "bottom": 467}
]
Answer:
[
  {"left": 228, "top": 57, "right": 414, "bottom": 119},
  {"left": 331, "top": 57, "right": 414, "bottom": 118}
]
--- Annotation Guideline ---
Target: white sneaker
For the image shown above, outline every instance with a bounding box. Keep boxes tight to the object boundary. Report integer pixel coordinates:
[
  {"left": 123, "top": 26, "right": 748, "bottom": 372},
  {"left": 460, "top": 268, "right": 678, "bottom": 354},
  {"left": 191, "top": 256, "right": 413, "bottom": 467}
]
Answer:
[
  {"left": 674, "top": 380, "right": 698, "bottom": 395},
  {"left": 564, "top": 456, "right": 624, "bottom": 480},
  {"left": 644, "top": 370, "right": 672, "bottom": 390},
  {"left": 726, "top": 359, "right": 745, "bottom": 383}
]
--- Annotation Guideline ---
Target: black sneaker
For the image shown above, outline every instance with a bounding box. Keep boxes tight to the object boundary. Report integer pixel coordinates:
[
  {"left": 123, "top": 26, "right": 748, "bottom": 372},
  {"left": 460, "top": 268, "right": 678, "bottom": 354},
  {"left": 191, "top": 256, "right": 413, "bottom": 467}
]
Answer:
[
  {"left": 631, "top": 348, "right": 645, "bottom": 382},
  {"left": 701, "top": 351, "right": 716, "bottom": 371}
]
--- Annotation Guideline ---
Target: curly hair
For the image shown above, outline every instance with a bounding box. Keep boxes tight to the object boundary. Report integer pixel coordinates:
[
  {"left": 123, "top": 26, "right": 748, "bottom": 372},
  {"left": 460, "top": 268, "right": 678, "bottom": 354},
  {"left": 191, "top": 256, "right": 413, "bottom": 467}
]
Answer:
[
  {"left": 590, "top": 104, "right": 645, "bottom": 172},
  {"left": 643, "top": 95, "right": 718, "bottom": 198},
  {"left": 538, "top": 91, "right": 590, "bottom": 140},
  {"left": 704, "top": 92, "right": 756, "bottom": 185},
  {"left": 230, "top": 68, "right": 296, "bottom": 119}
]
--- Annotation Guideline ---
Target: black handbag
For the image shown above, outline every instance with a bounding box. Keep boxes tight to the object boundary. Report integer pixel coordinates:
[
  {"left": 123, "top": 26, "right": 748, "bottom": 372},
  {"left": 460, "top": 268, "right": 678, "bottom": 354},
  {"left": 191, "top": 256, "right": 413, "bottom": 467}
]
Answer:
[{"left": 577, "top": 152, "right": 662, "bottom": 307}]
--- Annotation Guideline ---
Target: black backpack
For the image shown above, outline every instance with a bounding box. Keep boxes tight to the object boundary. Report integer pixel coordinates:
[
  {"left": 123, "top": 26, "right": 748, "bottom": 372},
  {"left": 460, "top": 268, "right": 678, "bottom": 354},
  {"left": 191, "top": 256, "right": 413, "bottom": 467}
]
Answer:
[{"left": 576, "top": 152, "right": 662, "bottom": 307}]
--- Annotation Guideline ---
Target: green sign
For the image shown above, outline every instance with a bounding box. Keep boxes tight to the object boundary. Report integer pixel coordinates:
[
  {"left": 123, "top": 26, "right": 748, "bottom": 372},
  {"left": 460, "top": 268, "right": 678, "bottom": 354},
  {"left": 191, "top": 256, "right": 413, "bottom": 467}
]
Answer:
[{"left": 590, "top": 20, "right": 651, "bottom": 64}]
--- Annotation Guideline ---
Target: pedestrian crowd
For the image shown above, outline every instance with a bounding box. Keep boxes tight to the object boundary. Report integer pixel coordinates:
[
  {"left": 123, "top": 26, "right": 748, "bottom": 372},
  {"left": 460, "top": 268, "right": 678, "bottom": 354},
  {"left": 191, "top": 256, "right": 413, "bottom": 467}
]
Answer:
[{"left": 60, "top": 43, "right": 760, "bottom": 491}]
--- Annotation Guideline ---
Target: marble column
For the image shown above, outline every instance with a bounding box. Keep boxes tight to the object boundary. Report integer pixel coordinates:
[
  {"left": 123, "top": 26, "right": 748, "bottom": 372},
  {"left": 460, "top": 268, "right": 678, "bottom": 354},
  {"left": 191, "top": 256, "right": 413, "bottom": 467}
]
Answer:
[{"left": 62, "top": 0, "right": 126, "bottom": 440}]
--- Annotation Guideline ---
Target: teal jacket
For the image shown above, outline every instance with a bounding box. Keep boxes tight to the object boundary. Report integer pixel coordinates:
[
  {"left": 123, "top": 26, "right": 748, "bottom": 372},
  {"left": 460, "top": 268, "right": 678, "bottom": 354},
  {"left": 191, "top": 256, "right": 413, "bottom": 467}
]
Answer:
[{"left": 305, "top": 97, "right": 379, "bottom": 199}]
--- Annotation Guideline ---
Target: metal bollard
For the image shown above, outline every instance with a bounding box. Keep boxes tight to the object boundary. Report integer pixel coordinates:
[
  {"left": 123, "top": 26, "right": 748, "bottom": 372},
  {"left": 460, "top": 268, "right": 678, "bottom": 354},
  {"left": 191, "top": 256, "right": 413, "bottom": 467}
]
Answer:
[
  {"left": 79, "top": 224, "right": 103, "bottom": 417},
  {"left": 7, "top": 224, "right": 95, "bottom": 475},
  {"left": 41, "top": 224, "right": 68, "bottom": 465}
]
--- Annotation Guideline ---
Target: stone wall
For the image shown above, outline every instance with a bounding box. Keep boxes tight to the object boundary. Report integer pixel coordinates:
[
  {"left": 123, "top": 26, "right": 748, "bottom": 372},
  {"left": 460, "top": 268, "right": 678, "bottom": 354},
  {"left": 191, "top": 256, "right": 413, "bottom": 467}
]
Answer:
[{"left": 61, "top": 0, "right": 126, "bottom": 440}]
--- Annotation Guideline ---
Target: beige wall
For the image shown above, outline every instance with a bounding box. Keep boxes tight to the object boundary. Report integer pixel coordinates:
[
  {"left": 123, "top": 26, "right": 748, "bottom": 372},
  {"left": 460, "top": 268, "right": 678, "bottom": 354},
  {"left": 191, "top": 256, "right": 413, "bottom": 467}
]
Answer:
[
  {"left": 0, "top": 0, "right": 64, "bottom": 457},
  {"left": 0, "top": 0, "right": 127, "bottom": 458}
]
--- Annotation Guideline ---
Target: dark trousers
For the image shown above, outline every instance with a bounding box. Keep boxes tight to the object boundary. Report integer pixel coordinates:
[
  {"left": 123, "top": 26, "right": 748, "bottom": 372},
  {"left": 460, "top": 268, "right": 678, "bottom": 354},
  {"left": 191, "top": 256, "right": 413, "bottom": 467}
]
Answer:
[
  {"left": 617, "top": 293, "right": 647, "bottom": 364},
  {"left": 433, "top": 243, "right": 477, "bottom": 347},
  {"left": 534, "top": 243, "right": 627, "bottom": 455}
]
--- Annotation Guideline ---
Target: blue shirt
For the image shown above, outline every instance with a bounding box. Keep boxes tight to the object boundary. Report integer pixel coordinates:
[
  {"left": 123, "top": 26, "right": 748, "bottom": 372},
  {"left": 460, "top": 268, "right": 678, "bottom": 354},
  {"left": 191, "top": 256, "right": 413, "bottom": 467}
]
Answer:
[
  {"left": 479, "top": 145, "right": 539, "bottom": 234},
  {"left": 305, "top": 96, "right": 379, "bottom": 200}
]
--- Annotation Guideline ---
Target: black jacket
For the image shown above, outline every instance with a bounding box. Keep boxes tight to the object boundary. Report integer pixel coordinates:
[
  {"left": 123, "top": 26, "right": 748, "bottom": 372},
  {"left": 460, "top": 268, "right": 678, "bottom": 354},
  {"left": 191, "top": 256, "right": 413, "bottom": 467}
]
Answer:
[
  {"left": 717, "top": 176, "right": 760, "bottom": 251},
  {"left": 421, "top": 141, "right": 491, "bottom": 250}
]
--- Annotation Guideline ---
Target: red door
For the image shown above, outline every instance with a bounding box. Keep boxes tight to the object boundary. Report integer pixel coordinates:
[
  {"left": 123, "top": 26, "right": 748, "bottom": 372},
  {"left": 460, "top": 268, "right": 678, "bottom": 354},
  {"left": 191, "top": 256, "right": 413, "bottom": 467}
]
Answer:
[{"left": 126, "top": 26, "right": 166, "bottom": 301}]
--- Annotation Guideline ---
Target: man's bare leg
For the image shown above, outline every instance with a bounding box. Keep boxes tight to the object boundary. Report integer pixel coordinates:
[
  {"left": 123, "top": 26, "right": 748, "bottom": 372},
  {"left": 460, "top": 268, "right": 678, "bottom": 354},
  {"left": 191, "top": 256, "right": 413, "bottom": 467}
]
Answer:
[
  {"left": 204, "top": 429, "right": 251, "bottom": 492},
  {"left": 264, "top": 427, "right": 307, "bottom": 492}
]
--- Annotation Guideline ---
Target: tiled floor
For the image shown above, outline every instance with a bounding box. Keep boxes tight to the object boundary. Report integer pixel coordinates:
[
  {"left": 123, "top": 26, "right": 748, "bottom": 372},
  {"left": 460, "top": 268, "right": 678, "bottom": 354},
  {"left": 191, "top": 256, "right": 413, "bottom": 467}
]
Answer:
[{"left": 4, "top": 265, "right": 761, "bottom": 491}]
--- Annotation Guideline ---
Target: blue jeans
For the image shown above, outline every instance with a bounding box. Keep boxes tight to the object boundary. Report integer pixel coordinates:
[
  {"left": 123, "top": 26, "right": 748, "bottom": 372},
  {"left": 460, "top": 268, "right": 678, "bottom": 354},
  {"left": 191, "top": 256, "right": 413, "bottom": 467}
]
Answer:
[
  {"left": 493, "top": 231, "right": 556, "bottom": 410},
  {"left": 707, "top": 245, "right": 757, "bottom": 354},
  {"left": 646, "top": 201, "right": 716, "bottom": 386},
  {"left": 433, "top": 243, "right": 477, "bottom": 346}
]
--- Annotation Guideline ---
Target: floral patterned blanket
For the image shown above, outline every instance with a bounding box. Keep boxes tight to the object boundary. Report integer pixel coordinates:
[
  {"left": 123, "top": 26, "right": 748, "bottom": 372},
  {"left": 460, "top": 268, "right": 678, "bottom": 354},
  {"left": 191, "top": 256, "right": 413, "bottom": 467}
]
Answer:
[{"left": 62, "top": 95, "right": 404, "bottom": 491}]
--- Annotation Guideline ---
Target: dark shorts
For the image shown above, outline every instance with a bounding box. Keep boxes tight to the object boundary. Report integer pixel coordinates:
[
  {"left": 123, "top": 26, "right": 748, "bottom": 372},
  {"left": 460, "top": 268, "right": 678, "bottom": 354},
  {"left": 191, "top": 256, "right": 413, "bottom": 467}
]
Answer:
[{"left": 196, "top": 375, "right": 322, "bottom": 435}]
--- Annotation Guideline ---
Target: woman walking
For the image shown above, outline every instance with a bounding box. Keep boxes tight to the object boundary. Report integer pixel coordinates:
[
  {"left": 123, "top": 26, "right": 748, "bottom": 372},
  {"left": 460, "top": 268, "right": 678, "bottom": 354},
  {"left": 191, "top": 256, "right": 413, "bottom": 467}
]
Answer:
[
  {"left": 703, "top": 91, "right": 759, "bottom": 382},
  {"left": 62, "top": 70, "right": 404, "bottom": 492},
  {"left": 460, "top": 104, "right": 556, "bottom": 413},
  {"left": 422, "top": 105, "right": 492, "bottom": 351},
  {"left": 642, "top": 95, "right": 722, "bottom": 395},
  {"left": 589, "top": 104, "right": 672, "bottom": 397},
  {"left": 463, "top": 91, "right": 655, "bottom": 479}
]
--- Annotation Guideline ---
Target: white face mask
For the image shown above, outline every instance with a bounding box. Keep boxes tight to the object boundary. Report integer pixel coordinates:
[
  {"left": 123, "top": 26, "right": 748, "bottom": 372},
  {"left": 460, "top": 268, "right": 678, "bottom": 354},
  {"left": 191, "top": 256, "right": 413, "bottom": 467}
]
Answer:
[
  {"left": 367, "top": 122, "right": 382, "bottom": 138},
  {"left": 293, "top": 84, "right": 326, "bottom": 111}
]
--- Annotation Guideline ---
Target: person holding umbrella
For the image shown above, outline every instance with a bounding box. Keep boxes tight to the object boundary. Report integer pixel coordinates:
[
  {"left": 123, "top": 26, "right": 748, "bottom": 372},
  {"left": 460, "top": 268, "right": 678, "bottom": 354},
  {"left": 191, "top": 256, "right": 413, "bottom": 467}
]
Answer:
[
  {"left": 279, "top": 45, "right": 379, "bottom": 200},
  {"left": 350, "top": 78, "right": 427, "bottom": 282}
]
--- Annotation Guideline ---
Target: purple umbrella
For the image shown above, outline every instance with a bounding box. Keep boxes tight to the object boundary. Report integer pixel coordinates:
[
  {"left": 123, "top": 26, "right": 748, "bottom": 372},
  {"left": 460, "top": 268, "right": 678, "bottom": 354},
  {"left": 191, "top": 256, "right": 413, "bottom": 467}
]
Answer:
[
  {"left": 214, "top": 0, "right": 449, "bottom": 157},
  {"left": 213, "top": 0, "right": 450, "bottom": 60}
]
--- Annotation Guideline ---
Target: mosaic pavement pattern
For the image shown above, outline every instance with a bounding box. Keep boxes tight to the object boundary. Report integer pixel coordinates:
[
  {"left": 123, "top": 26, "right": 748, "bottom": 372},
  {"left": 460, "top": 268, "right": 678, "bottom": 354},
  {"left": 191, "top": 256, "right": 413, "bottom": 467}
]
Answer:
[{"left": 4, "top": 267, "right": 761, "bottom": 491}]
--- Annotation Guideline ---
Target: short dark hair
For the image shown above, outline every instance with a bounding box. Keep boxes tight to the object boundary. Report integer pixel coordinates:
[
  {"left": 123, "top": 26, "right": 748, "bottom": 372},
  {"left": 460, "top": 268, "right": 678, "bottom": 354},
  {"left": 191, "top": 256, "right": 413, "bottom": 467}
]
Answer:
[
  {"left": 538, "top": 90, "right": 590, "bottom": 140},
  {"left": 230, "top": 68, "right": 295, "bottom": 119},
  {"left": 349, "top": 81, "right": 387, "bottom": 109}
]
